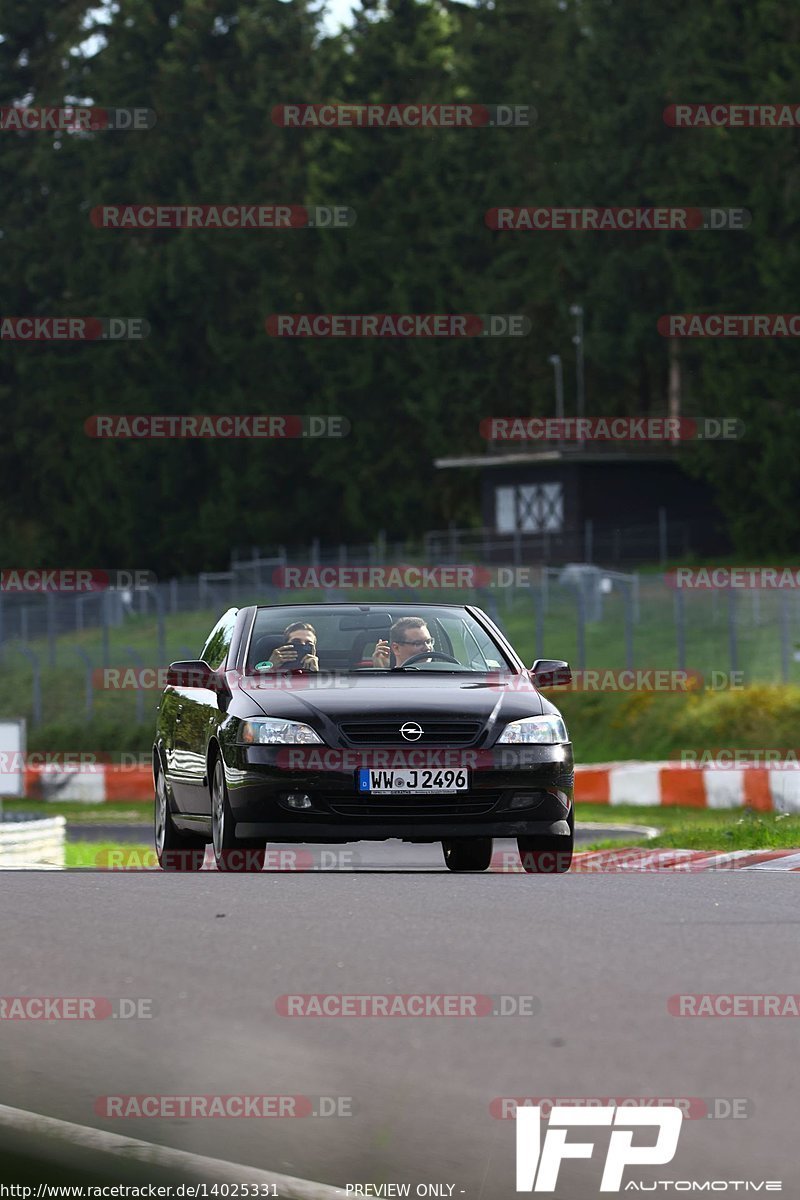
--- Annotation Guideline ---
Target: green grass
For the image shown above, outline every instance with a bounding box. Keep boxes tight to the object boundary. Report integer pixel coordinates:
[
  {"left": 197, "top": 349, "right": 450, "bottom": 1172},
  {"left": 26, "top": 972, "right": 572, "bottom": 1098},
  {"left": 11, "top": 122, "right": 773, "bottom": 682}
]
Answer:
[
  {"left": 577, "top": 803, "right": 800, "bottom": 851},
  {"left": 65, "top": 840, "right": 153, "bottom": 867},
  {"left": 2, "top": 799, "right": 148, "bottom": 821}
]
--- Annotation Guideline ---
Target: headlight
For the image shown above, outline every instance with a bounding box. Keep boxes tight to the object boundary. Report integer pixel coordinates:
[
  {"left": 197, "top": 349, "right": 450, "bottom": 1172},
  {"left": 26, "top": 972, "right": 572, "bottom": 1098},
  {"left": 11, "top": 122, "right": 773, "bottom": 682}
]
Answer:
[
  {"left": 240, "top": 719, "right": 323, "bottom": 745},
  {"left": 497, "top": 715, "right": 568, "bottom": 744}
]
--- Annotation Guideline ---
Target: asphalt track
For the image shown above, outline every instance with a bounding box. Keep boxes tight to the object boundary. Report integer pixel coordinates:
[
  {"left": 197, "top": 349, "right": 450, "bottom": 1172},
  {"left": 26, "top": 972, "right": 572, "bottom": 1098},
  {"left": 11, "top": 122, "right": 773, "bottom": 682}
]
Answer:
[{"left": 1, "top": 863, "right": 798, "bottom": 1198}]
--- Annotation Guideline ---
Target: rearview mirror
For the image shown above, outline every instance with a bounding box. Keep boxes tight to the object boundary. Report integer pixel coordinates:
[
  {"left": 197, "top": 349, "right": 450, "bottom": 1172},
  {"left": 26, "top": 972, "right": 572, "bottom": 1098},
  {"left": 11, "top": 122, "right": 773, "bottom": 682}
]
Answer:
[
  {"left": 338, "top": 613, "right": 393, "bottom": 631},
  {"left": 530, "top": 659, "right": 571, "bottom": 687},
  {"left": 165, "top": 660, "right": 216, "bottom": 689}
]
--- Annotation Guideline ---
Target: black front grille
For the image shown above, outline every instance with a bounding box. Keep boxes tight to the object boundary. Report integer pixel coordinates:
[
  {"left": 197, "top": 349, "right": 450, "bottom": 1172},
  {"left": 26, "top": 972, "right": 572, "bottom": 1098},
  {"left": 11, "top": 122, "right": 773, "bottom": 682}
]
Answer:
[
  {"left": 339, "top": 720, "right": 483, "bottom": 747},
  {"left": 318, "top": 791, "right": 501, "bottom": 818}
]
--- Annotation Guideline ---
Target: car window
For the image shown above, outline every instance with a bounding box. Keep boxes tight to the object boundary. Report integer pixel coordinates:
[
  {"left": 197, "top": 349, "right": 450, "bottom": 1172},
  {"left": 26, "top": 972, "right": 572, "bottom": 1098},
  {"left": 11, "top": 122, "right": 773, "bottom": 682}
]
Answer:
[
  {"left": 199, "top": 607, "right": 238, "bottom": 670},
  {"left": 245, "top": 606, "right": 514, "bottom": 672},
  {"left": 435, "top": 614, "right": 509, "bottom": 670}
]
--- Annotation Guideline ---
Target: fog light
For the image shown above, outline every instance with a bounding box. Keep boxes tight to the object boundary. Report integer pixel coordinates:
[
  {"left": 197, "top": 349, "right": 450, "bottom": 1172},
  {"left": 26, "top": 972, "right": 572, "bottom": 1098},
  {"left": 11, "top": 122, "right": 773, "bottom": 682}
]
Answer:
[
  {"left": 509, "top": 792, "right": 544, "bottom": 810},
  {"left": 285, "top": 792, "right": 313, "bottom": 810}
]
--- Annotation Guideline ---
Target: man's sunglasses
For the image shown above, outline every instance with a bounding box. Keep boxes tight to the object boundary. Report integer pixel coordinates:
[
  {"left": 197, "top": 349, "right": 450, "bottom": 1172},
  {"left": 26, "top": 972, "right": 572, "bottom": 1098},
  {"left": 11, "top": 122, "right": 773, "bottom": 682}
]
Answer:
[{"left": 398, "top": 637, "right": 435, "bottom": 648}]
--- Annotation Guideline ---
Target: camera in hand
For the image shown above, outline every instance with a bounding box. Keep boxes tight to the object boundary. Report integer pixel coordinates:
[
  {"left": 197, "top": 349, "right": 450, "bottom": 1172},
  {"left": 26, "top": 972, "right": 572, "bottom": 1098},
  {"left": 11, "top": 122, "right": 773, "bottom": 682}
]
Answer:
[
  {"left": 292, "top": 640, "right": 316, "bottom": 658},
  {"left": 281, "top": 639, "right": 316, "bottom": 670}
]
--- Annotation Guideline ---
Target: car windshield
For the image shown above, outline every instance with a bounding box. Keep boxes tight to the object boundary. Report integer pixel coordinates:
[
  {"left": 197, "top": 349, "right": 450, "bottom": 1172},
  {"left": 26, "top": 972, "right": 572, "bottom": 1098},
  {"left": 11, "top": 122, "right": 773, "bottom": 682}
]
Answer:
[{"left": 245, "top": 604, "right": 516, "bottom": 674}]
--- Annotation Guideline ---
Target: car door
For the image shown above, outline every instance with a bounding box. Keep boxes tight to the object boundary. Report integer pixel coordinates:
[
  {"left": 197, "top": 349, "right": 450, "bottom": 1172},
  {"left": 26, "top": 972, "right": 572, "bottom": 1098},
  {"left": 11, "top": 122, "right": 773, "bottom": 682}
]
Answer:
[{"left": 170, "top": 608, "right": 238, "bottom": 815}]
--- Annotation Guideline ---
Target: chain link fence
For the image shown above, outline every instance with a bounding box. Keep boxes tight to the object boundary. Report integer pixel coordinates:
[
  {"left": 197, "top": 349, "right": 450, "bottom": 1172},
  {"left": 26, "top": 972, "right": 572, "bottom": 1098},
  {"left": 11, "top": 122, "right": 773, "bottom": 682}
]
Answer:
[{"left": 2, "top": 539, "right": 800, "bottom": 729}]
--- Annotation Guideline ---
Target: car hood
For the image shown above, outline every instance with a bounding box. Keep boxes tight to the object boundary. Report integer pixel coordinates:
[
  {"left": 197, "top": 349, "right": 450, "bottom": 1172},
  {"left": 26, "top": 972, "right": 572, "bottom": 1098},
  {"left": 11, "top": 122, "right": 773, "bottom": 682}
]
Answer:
[{"left": 237, "top": 671, "right": 545, "bottom": 726}]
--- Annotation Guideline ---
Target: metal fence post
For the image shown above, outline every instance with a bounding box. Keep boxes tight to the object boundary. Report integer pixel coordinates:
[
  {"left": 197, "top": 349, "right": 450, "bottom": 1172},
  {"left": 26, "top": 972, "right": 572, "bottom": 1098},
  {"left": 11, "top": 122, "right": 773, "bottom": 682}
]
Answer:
[
  {"left": 576, "top": 584, "right": 586, "bottom": 670},
  {"left": 101, "top": 591, "right": 111, "bottom": 669},
  {"left": 674, "top": 588, "right": 686, "bottom": 672},
  {"left": 73, "top": 648, "right": 94, "bottom": 720},
  {"left": 624, "top": 581, "right": 634, "bottom": 669},
  {"left": 532, "top": 582, "right": 544, "bottom": 660},
  {"left": 15, "top": 646, "right": 42, "bottom": 726},
  {"left": 46, "top": 592, "right": 57, "bottom": 668},
  {"left": 632, "top": 572, "right": 640, "bottom": 623},
  {"left": 123, "top": 646, "right": 146, "bottom": 725},
  {"left": 154, "top": 588, "right": 166, "bottom": 671},
  {"left": 727, "top": 589, "right": 738, "bottom": 678}
]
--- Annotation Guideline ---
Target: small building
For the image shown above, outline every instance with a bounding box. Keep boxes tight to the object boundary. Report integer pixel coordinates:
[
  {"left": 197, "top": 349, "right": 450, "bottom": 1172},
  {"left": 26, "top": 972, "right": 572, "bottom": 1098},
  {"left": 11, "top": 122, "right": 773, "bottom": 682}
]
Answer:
[{"left": 433, "top": 446, "right": 730, "bottom": 564}]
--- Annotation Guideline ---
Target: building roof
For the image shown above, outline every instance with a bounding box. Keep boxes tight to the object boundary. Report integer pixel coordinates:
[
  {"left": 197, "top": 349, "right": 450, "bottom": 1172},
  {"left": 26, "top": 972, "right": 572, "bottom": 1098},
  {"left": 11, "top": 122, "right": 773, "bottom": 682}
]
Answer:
[{"left": 434, "top": 447, "right": 682, "bottom": 470}]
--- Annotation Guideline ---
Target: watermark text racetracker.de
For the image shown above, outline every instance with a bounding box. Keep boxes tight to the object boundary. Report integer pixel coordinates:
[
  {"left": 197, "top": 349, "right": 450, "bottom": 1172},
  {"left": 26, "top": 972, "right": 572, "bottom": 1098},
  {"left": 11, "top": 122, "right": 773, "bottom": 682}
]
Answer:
[
  {"left": 492, "top": 1096, "right": 754, "bottom": 1120},
  {"left": 664, "top": 103, "right": 800, "bottom": 127},
  {"left": 665, "top": 566, "right": 800, "bottom": 589},
  {"left": 486, "top": 206, "right": 749, "bottom": 231},
  {"left": 669, "top": 994, "right": 800, "bottom": 1017},
  {"left": 0, "top": 569, "right": 155, "bottom": 592},
  {"left": 0, "top": 997, "right": 153, "bottom": 1019},
  {"left": 84, "top": 415, "right": 349, "bottom": 439},
  {"left": 271, "top": 102, "right": 534, "bottom": 127},
  {"left": 91, "top": 205, "right": 355, "bottom": 229},
  {"left": 95, "top": 1095, "right": 354, "bottom": 1118},
  {"left": 0, "top": 317, "right": 149, "bottom": 340},
  {"left": 275, "top": 993, "right": 538, "bottom": 1017},
  {"left": 265, "top": 314, "right": 529, "bottom": 337},
  {"left": 673, "top": 748, "right": 800, "bottom": 769},
  {"left": 96, "top": 846, "right": 360, "bottom": 871},
  {"left": 658, "top": 314, "right": 800, "bottom": 337},
  {"left": 0, "top": 105, "right": 155, "bottom": 131},
  {"left": 480, "top": 416, "right": 743, "bottom": 442}
]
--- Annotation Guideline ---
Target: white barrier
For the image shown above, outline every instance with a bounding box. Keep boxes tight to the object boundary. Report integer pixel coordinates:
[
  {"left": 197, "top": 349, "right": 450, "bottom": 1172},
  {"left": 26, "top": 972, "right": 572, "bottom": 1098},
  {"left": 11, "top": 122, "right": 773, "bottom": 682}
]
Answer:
[{"left": 0, "top": 816, "right": 66, "bottom": 866}]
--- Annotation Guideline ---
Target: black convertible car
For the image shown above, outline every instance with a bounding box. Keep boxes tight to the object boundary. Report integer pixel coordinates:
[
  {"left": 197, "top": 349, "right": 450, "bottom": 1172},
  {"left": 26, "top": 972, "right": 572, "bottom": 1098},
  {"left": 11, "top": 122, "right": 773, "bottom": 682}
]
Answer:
[{"left": 153, "top": 602, "right": 574, "bottom": 872}]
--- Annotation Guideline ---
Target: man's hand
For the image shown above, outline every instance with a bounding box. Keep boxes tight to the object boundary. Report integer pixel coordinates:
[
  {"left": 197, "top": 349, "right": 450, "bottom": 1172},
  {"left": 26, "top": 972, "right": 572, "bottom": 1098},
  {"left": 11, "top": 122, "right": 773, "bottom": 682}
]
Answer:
[
  {"left": 371, "top": 639, "right": 390, "bottom": 668},
  {"left": 271, "top": 643, "right": 298, "bottom": 667},
  {"left": 299, "top": 653, "right": 319, "bottom": 671}
]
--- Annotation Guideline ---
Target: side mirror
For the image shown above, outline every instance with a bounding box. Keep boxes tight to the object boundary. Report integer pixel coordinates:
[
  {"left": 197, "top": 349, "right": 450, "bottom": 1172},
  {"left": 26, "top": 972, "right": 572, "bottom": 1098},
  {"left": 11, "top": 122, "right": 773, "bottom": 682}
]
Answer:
[
  {"left": 165, "top": 660, "right": 216, "bottom": 689},
  {"left": 530, "top": 658, "right": 571, "bottom": 687}
]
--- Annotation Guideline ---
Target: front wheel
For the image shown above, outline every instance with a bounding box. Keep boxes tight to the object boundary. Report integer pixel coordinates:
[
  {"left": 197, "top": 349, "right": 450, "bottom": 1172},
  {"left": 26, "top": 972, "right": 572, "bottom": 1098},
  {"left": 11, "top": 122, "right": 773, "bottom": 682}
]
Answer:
[
  {"left": 517, "top": 826, "right": 574, "bottom": 874},
  {"left": 442, "top": 837, "right": 493, "bottom": 872},
  {"left": 154, "top": 766, "right": 206, "bottom": 871},
  {"left": 211, "top": 758, "right": 266, "bottom": 872}
]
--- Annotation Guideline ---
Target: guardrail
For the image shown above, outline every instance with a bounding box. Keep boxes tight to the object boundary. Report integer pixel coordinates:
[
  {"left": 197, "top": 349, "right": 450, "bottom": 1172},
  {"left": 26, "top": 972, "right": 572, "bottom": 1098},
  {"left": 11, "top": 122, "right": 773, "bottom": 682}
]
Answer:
[{"left": 0, "top": 813, "right": 66, "bottom": 866}]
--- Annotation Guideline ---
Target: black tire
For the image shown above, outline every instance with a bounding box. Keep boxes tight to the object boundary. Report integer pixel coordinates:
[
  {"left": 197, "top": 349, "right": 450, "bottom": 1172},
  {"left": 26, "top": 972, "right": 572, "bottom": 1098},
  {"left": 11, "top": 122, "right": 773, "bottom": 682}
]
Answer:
[
  {"left": 442, "top": 837, "right": 493, "bottom": 872},
  {"left": 211, "top": 758, "right": 267, "bottom": 872},
  {"left": 154, "top": 763, "right": 206, "bottom": 871},
  {"left": 517, "top": 813, "right": 574, "bottom": 874}
]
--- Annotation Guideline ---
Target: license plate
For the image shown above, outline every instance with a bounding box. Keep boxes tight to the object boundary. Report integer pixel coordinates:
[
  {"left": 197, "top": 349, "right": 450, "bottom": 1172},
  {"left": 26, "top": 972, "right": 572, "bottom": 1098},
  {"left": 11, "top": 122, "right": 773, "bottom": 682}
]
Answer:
[{"left": 357, "top": 768, "right": 469, "bottom": 794}]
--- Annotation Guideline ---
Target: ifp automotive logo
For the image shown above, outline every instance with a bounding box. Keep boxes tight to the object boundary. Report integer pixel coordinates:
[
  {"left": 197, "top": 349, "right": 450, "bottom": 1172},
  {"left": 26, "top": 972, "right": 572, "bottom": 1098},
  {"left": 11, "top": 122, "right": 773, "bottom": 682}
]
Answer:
[{"left": 516, "top": 1104, "right": 683, "bottom": 1192}]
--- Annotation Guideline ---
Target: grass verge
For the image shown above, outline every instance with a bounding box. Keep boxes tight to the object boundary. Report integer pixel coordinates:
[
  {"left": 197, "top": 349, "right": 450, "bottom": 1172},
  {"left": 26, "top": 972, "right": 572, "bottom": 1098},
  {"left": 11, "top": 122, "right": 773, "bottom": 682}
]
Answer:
[
  {"left": 577, "top": 803, "right": 800, "bottom": 851},
  {"left": 66, "top": 841, "right": 152, "bottom": 867}
]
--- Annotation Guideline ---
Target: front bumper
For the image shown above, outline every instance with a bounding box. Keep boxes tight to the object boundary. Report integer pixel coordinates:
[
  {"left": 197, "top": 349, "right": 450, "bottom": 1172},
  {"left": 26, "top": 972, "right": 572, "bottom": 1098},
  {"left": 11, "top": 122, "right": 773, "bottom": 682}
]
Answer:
[{"left": 224, "top": 743, "right": 574, "bottom": 842}]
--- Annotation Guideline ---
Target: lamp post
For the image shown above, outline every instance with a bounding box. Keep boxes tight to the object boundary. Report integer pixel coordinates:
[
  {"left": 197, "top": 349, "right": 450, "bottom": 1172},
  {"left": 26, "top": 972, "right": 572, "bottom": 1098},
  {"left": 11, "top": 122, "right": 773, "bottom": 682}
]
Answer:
[
  {"left": 569, "top": 303, "right": 585, "bottom": 446},
  {"left": 547, "top": 354, "right": 564, "bottom": 449}
]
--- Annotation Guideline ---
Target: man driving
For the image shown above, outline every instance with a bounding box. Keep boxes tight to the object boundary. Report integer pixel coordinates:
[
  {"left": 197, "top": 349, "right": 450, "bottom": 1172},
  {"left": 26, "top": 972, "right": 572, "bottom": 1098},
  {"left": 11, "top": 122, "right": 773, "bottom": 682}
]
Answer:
[{"left": 371, "top": 616, "right": 434, "bottom": 669}]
